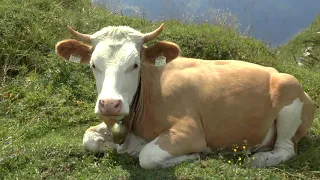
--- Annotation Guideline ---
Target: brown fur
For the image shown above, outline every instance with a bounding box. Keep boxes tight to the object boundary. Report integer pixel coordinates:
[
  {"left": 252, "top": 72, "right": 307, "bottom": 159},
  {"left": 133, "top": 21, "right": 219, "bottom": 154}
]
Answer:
[{"left": 129, "top": 41, "right": 314, "bottom": 156}]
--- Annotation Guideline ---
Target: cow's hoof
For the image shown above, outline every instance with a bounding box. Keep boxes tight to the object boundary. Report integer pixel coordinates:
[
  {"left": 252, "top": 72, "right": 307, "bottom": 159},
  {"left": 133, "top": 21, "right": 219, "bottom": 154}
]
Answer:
[
  {"left": 244, "top": 150, "right": 291, "bottom": 167},
  {"left": 243, "top": 153, "right": 269, "bottom": 168}
]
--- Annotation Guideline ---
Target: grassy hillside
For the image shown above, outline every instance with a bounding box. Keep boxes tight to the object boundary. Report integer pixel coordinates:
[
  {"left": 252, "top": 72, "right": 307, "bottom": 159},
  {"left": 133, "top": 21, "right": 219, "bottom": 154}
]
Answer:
[
  {"left": 277, "top": 14, "right": 320, "bottom": 69},
  {"left": 0, "top": 0, "right": 319, "bottom": 179}
]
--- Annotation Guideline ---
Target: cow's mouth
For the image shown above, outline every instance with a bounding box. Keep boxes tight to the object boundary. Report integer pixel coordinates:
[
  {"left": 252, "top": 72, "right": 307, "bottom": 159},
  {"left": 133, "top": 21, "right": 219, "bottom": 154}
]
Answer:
[{"left": 100, "top": 114, "right": 126, "bottom": 121}]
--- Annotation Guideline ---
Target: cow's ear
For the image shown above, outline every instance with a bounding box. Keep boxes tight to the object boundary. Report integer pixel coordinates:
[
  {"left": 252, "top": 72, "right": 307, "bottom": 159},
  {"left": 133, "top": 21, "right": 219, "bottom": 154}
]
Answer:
[
  {"left": 55, "top": 39, "right": 93, "bottom": 64},
  {"left": 142, "top": 41, "right": 180, "bottom": 65}
]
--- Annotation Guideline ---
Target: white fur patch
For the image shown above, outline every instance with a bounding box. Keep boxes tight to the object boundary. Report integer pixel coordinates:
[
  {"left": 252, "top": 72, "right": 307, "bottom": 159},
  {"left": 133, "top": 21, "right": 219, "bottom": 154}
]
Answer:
[
  {"left": 90, "top": 26, "right": 144, "bottom": 45},
  {"left": 276, "top": 98, "right": 303, "bottom": 143},
  {"left": 91, "top": 41, "right": 141, "bottom": 116},
  {"left": 139, "top": 137, "right": 199, "bottom": 169},
  {"left": 87, "top": 25, "right": 147, "bottom": 117}
]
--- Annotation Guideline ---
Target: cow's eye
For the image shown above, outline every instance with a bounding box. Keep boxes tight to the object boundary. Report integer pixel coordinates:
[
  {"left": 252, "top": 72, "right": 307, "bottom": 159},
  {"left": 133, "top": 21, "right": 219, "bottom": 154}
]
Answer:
[
  {"left": 131, "top": 63, "right": 139, "bottom": 71},
  {"left": 90, "top": 63, "right": 96, "bottom": 69}
]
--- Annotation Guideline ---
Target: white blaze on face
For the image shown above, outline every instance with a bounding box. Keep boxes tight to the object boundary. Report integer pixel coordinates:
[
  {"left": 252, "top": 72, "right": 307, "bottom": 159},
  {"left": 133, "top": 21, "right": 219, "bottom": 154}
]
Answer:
[{"left": 89, "top": 26, "right": 144, "bottom": 118}]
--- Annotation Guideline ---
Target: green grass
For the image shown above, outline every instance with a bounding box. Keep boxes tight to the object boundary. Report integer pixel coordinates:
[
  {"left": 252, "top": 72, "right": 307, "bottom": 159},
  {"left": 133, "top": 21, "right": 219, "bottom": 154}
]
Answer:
[
  {"left": 276, "top": 14, "right": 320, "bottom": 70},
  {"left": 0, "top": 0, "right": 320, "bottom": 179}
]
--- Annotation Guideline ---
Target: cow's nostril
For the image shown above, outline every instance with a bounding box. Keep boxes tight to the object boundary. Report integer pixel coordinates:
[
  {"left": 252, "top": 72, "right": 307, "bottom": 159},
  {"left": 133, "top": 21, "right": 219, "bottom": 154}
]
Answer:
[{"left": 114, "top": 100, "right": 121, "bottom": 108}]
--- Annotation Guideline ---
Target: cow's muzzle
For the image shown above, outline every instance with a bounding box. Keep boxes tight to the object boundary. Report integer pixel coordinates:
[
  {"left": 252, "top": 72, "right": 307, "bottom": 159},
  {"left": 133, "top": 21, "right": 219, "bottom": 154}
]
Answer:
[{"left": 98, "top": 99, "right": 122, "bottom": 115}]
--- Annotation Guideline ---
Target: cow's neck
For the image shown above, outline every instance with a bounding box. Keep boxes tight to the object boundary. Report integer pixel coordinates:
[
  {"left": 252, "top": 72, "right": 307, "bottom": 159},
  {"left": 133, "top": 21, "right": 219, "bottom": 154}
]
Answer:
[
  {"left": 123, "top": 76, "right": 142, "bottom": 132},
  {"left": 125, "top": 63, "right": 165, "bottom": 141}
]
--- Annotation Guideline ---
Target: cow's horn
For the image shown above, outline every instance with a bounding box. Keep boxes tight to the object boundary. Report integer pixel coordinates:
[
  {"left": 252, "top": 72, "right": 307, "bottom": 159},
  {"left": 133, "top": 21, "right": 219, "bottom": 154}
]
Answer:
[
  {"left": 143, "top": 23, "right": 164, "bottom": 43},
  {"left": 67, "top": 26, "right": 91, "bottom": 44}
]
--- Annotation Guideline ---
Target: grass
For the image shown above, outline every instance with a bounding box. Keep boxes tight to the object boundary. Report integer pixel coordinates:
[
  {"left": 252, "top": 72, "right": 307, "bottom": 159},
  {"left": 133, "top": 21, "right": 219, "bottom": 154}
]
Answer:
[
  {"left": 276, "top": 14, "right": 320, "bottom": 70},
  {"left": 0, "top": 0, "right": 320, "bottom": 179}
]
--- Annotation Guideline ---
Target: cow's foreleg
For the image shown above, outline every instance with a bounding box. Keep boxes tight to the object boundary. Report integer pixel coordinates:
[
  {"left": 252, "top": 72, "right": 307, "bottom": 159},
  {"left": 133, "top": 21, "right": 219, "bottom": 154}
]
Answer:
[
  {"left": 138, "top": 129, "right": 206, "bottom": 169},
  {"left": 116, "top": 133, "right": 147, "bottom": 157},
  {"left": 248, "top": 98, "right": 304, "bottom": 167},
  {"left": 82, "top": 122, "right": 116, "bottom": 153}
]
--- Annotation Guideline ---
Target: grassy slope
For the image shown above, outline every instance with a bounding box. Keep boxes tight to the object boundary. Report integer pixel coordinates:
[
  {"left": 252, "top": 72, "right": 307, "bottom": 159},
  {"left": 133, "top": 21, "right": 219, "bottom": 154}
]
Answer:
[
  {"left": 0, "top": 0, "right": 319, "bottom": 179},
  {"left": 276, "top": 14, "right": 320, "bottom": 70}
]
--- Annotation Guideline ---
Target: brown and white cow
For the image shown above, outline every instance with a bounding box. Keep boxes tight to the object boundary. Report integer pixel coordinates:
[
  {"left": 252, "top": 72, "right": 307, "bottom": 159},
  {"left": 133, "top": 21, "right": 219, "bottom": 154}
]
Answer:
[{"left": 55, "top": 24, "right": 314, "bottom": 169}]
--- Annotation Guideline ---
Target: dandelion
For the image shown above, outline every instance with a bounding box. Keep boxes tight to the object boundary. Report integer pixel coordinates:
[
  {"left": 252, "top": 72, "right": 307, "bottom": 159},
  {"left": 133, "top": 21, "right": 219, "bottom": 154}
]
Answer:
[
  {"left": 75, "top": 100, "right": 84, "bottom": 106},
  {"left": 242, "top": 146, "right": 246, "bottom": 149},
  {"left": 238, "top": 157, "right": 242, "bottom": 161},
  {"left": 228, "top": 160, "right": 231, "bottom": 164},
  {"left": 233, "top": 148, "right": 237, "bottom": 152}
]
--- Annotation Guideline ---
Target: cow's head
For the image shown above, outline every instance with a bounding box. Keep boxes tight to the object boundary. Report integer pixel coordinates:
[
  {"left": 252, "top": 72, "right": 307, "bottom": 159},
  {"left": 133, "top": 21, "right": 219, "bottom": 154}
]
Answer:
[{"left": 55, "top": 24, "right": 177, "bottom": 120}]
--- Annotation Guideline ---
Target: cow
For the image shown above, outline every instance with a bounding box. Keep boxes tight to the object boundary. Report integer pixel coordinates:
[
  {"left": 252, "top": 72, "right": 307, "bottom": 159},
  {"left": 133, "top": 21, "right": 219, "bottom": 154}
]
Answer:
[{"left": 55, "top": 23, "right": 314, "bottom": 169}]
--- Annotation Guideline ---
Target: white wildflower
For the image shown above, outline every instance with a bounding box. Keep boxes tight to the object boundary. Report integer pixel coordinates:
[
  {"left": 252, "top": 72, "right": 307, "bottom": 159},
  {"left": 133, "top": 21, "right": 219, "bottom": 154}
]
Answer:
[
  {"left": 303, "top": 52, "right": 311, "bottom": 57},
  {"left": 306, "top": 46, "right": 313, "bottom": 52},
  {"left": 296, "top": 58, "right": 304, "bottom": 67}
]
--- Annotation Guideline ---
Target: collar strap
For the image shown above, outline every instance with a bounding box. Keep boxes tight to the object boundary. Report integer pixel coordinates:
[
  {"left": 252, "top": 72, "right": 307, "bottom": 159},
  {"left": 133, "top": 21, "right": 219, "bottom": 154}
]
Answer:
[{"left": 129, "top": 77, "right": 141, "bottom": 112}]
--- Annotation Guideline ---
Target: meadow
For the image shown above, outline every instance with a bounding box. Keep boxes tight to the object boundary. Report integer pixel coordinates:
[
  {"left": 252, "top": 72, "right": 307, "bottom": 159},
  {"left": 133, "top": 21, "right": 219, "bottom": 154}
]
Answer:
[{"left": 0, "top": 0, "right": 320, "bottom": 179}]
